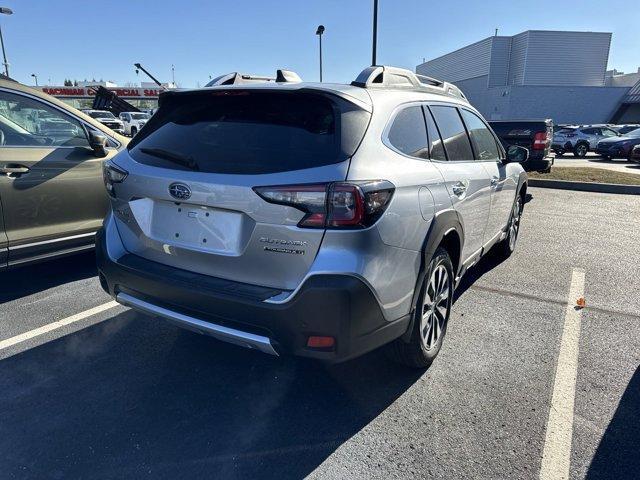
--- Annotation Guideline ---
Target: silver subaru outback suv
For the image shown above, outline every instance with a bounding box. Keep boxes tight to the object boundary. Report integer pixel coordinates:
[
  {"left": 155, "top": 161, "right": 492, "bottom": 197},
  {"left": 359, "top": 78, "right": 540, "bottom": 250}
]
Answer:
[{"left": 97, "top": 66, "right": 528, "bottom": 368}]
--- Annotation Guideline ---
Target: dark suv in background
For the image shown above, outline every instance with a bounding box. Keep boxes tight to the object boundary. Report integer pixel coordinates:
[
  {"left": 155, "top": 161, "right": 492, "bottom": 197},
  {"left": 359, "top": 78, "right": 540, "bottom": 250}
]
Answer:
[{"left": 489, "top": 119, "right": 553, "bottom": 172}]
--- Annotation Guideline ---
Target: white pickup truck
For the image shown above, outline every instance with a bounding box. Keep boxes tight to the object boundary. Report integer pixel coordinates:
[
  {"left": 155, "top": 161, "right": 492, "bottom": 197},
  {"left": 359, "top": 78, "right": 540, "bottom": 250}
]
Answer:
[{"left": 118, "top": 111, "right": 151, "bottom": 136}]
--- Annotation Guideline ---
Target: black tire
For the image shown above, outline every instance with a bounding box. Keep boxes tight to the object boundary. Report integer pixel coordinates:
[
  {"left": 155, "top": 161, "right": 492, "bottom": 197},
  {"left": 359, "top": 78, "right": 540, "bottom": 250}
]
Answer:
[
  {"left": 602, "top": 155, "right": 612, "bottom": 161},
  {"left": 573, "top": 143, "right": 588, "bottom": 158},
  {"left": 553, "top": 149, "right": 564, "bottom": 156},
  {"left": 130, "top": 127, "right": 138, "bottom": 137},
  {"left": 494, "top": 194, "right": 523, "bottom": 259},
  {"left": 386, "top": 247, "right": 453, "bottom": 368}
]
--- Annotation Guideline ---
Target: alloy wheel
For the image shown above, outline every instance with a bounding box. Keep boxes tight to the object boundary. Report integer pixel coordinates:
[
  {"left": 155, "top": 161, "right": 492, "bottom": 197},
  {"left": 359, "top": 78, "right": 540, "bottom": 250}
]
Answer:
[
  {"left": 576, "top": 144, "right": 588, "bottom": 157},
  {"left": 420, "top": 264, "right": 450, "bottom": 350},
  {"left": 508, "top": 198, "right": 522, "bottom": 250}
]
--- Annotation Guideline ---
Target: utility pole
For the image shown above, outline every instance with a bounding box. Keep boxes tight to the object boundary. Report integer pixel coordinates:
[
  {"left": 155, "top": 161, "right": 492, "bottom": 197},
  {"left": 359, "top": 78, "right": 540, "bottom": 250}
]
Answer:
[
  {"left": 31, "top": 73, "right": 38, "bottom": 86},
  {"left": 372, "top": 0, "right": 378, "bottom": 65},
  {"left": 171, "top": 64, "right": 175, "bottom": 85}
]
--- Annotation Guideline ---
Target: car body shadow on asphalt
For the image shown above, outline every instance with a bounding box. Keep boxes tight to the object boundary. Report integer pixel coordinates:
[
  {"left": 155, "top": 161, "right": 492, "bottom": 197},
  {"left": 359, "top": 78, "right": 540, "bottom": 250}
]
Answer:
[
  {"left": 0, "top": 310, "right": 425, "bottom": 479},
  {"left": 586, "top": 365, "right": 640, "bottom": 479},
  {"left": 0, "top": 251, "right": 97, "bottom": 304}
]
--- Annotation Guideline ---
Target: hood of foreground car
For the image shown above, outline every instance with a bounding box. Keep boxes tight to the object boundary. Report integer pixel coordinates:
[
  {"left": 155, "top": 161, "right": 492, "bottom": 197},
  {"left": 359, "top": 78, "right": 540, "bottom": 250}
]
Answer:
[{"left": 598, "top": 136, "right": 640, "bottom": 146}]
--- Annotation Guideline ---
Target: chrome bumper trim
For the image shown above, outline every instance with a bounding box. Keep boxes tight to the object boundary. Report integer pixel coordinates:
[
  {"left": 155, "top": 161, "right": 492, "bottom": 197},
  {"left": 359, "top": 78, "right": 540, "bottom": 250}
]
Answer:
[{"left": 116, "top": 292, "right": 279, "bottom": 356}]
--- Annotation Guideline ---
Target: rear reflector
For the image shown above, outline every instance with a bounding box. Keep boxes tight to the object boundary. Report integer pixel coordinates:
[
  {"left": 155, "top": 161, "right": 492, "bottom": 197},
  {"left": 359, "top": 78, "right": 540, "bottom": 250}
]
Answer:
[{"left": 307, "top": 336, "right": 336, "bottom": 349}]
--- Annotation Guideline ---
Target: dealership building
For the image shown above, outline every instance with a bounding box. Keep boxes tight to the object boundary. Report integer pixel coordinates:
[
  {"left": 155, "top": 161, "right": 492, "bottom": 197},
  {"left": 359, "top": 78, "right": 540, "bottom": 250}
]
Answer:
[
  {"left": 416, "top": 30, "right": 640, "bottom": 124},
  {"left": 32, "top": 81, "right": 169, "bottom": 111}
]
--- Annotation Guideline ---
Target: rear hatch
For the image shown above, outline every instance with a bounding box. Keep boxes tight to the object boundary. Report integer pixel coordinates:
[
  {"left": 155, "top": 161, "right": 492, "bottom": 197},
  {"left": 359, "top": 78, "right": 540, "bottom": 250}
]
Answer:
[{"left": 109, "top": 87, "right": 371, "bottom": 291}]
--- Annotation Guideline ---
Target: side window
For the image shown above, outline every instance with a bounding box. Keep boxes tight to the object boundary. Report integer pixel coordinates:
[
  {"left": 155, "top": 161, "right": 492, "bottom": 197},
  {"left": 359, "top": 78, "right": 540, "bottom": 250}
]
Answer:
[
  {"left": 429, "top": 105, "right": 474, "bottom": 161},
  {"left": 460, "top": 109, "right": 501, "bottom": 161},
  {"left": 601, "top": 128, "right": 617, "bottom": 137},
  {"left": 423, "top": 106, "right": 446, "bottom": 161},
  {"left": 0, "top": 90, "right": 89, "bottom": 147},
  {"left": 387, "top": 106, "right": 429, "bottom": 159},
  {"left": 581, "top": 128, "right": 596, "bottom": 135}
]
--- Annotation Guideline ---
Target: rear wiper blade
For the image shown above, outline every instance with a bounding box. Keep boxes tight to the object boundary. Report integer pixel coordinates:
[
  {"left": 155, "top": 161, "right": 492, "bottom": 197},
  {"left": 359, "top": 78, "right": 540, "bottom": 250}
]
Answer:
[{"left": 139, "top": 147, "right": 199, "bottom": 171}]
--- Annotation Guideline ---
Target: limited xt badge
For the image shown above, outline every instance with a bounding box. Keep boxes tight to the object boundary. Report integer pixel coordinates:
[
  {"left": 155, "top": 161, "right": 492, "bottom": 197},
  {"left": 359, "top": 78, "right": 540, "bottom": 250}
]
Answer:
[{"left": 260, "top": 237, "right": 307, "bottom": 255}]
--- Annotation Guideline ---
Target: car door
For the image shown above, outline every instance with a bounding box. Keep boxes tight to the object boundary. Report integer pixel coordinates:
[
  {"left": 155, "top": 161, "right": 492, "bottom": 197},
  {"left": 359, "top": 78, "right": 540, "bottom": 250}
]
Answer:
[
  {"left": 582, "top": 128, "right": 600, "bottom": 149},
  {"left": 427, "top": 104, "right": 491, "bottom": 263},
  {"left": 0, "top": 195, "right": 7, "bottom": 267},
  {"left": 0, "top": 88, "right": 116, "bottom": 265},
  {"left": 459, "top": 108, "right": 517, "bottom": 243}
]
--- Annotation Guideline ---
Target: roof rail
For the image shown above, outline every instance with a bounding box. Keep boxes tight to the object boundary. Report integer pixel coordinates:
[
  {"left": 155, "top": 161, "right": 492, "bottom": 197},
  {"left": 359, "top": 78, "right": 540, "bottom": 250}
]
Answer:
[
  {"left": 205, "top": 69, "right": 302, "bottom": 87},
  {"left": 351, "top": 65, "right": 467, "bottom": 101}
]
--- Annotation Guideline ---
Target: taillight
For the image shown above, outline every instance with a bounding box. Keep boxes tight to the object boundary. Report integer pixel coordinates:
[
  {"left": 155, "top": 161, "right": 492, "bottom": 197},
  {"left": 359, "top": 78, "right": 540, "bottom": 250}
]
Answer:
[
  {"left": 533, "top": 131, "right": 548, "bottom": 150},
  {"left": 103, "top": 160, "right": 128, "bottom": 197},
  {"left": 253, "top": 180, "right": 394, "bottom": 229}
]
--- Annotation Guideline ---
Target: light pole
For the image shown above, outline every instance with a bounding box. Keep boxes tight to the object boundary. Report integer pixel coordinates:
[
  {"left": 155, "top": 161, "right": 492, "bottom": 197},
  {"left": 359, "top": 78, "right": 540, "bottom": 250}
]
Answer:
[
  {"left": 371, "top": 0, "right": 378, "bottom": 66},
  {"left": 0, "top": 7, "right": 13, "bottom": 77},
  {"left": 315, "top": 25, "right": 325, "bottom": 82},
  {"left": 31, "top": 73, "right": 38, "bottom": 86}
]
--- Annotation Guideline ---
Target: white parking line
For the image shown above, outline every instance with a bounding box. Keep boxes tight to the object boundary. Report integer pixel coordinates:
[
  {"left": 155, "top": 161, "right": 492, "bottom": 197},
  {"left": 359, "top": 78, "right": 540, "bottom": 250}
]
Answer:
[
  {"left": 0, "top": 301, "right": 119, "bottom": 351},
  {"left": 539, "top": 268, "right": 586, "bottom": 480}
]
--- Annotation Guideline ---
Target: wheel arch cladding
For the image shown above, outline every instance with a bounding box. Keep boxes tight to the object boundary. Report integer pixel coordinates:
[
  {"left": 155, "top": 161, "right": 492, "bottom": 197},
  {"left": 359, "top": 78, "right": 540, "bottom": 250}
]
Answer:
[{"left": 400, "top": 210, "right": 463, "bottom": 343}]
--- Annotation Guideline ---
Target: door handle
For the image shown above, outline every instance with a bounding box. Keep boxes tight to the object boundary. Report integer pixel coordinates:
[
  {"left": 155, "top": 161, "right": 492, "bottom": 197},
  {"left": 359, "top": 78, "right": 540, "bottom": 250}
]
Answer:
[
  {"left": 451, "top": 181, "right": 468, "bottom": 197},
  {"left": 0, "top": 164, "right": 30, "bottom": 175}
]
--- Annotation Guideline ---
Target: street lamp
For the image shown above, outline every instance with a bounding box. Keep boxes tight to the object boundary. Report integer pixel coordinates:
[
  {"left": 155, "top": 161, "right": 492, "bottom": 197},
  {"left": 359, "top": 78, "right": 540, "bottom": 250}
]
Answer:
[
  {"left": 31, "top": 73, "right": 38, "bottom": 86},
  {"left": 315, "top": 25, "right": 325, "bottom": 82},
  {"left": 0, "top": 7, "right": 13, "bottom": 77}
]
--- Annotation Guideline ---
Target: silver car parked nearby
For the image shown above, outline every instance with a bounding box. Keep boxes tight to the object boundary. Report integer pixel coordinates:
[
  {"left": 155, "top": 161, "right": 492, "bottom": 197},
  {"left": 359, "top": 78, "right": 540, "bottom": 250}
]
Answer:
[
  {"left": 97, "top": 66, "right": 528, "bottom": 368},
  {"left": 552, "top": 125, "right": 619, "bottom": 157}
]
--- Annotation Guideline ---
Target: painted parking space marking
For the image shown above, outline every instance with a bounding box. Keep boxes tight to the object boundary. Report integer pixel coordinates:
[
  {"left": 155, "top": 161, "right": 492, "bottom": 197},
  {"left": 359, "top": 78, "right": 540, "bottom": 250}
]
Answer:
[
  {"left": 539, "top": 268, "right": 586, "bottom": 480},
  {"left": 0, "top": 301, "right": 119, "bottom": 351}
]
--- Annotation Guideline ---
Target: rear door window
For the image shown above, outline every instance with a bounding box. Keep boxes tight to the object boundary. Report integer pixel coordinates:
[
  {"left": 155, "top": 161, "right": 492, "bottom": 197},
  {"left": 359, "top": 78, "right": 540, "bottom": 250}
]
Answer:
[
  {"left": 423, "top": 106, "right": 446, "bottom": 161},
  {"left": 460, "top": 109, "right": 501, "bottom": 161},
  {"left": 387, "top": 106, "right": 429, "bottom": 159},
  {"left": 128, "top": 90, "right": 371, "bottom": 174},
  {"left": 429, "top": 105, "right": 474, "bottom": 161}
]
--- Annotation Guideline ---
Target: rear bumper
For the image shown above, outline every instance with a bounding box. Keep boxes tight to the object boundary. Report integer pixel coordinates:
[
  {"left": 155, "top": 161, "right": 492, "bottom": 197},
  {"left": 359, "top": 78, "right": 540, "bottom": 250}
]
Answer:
[
  {"left": 96, "top": 227, "right": 410, "bottom": 362},
  {"left": 522, "top": 155, "right": 553, "bottom": 172},
  {"left": 595, "top": 145, "right": 631, "bottom": 158}
]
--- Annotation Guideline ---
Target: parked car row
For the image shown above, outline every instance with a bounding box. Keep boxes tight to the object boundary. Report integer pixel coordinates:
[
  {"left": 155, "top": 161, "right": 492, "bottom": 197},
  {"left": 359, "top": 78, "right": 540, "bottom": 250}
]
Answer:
[
  {"left": 80, "top": 109, "right": 151, "bottom": 137},
  {"left": 552, "top": 123, "right": 640, "bottom": 159}
]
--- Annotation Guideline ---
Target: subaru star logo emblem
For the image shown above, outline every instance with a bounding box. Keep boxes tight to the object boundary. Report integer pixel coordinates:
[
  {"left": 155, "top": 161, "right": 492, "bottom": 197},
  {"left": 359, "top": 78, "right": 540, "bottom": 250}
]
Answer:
[{"left": 169, "top": 183, "right": 191, "bottom": 200}]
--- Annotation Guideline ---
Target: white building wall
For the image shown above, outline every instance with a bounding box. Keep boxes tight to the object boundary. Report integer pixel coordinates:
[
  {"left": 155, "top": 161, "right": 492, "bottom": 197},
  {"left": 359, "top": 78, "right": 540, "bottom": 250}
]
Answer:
[
  {"left": 416, "top": 37, "right": 493, "bottom": 83},
  {"left": 522, "top": 31, "right": 611, "bottom": 86}
]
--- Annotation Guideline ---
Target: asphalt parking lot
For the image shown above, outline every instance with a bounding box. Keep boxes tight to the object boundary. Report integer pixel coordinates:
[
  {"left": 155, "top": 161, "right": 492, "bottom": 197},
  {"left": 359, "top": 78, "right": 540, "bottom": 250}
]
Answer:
[
  {"left": 554, "top": 153, "right": 640, "bottom": 175},
  {"left": 0, "top": 187, "right": 638, "bottom": 480}
]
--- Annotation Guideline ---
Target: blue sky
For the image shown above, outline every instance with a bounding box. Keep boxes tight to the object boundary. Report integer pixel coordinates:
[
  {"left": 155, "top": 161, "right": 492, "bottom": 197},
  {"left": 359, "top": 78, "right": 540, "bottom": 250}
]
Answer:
[{"left": 4, "top": 0, "right": 639, "bottom": 87}]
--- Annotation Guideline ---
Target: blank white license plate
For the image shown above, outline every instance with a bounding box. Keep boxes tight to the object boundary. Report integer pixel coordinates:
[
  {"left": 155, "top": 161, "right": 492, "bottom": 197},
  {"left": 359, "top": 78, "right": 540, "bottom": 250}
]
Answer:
[{"left": 150, "top": 201, "right": 245, "bottom": 255}]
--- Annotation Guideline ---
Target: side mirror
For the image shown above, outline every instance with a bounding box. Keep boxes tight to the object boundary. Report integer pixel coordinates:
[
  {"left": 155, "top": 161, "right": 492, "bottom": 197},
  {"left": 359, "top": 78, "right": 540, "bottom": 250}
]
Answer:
[
  {"left": 505, "top": 145, "right": 529, "bottom": 164},
  {"left": 88, "top": 130, "right": 108, "bottom": 158}
]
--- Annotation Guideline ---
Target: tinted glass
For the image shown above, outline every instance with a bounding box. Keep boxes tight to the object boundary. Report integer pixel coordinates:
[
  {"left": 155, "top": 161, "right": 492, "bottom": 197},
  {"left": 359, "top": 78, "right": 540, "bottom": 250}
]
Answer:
[
  {"left": 387, "top": 106, "right": 429, "bottom": 159},
  {"left": 0, "top": 90, "right": 89, "bottom": 147},
  {"left": 601, "top": 128, "right": 617, "bottom": 137},
  {"left": 129, "top": 90, "right": 371, "bottom": 174},
  {"left": 626, "top": 128, "right": 640, "bottom": 138},
  {"left": 429, "top": 105, "right": 474, "bottom": 161},
  {"left": 460, "top": 109, "right": 501, "bottom": 161},
  {"left": 89, "top": 111, "right": 115, "bottom": 119},
  {"left": 423, "top": 107, "right": 446, "bottom": 161}
]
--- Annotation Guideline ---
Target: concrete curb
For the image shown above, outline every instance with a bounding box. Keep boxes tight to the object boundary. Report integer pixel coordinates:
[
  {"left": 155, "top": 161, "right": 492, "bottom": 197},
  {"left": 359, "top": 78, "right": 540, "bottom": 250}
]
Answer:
[{"left": 528, "top": 178, "right": 640, "bottom": 195}]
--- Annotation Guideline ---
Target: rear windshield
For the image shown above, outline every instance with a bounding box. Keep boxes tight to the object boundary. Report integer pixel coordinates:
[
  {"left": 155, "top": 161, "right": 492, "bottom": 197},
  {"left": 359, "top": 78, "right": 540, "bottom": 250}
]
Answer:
[{"left": 128, "top": 90, "right": 371, "bottom": 174}]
